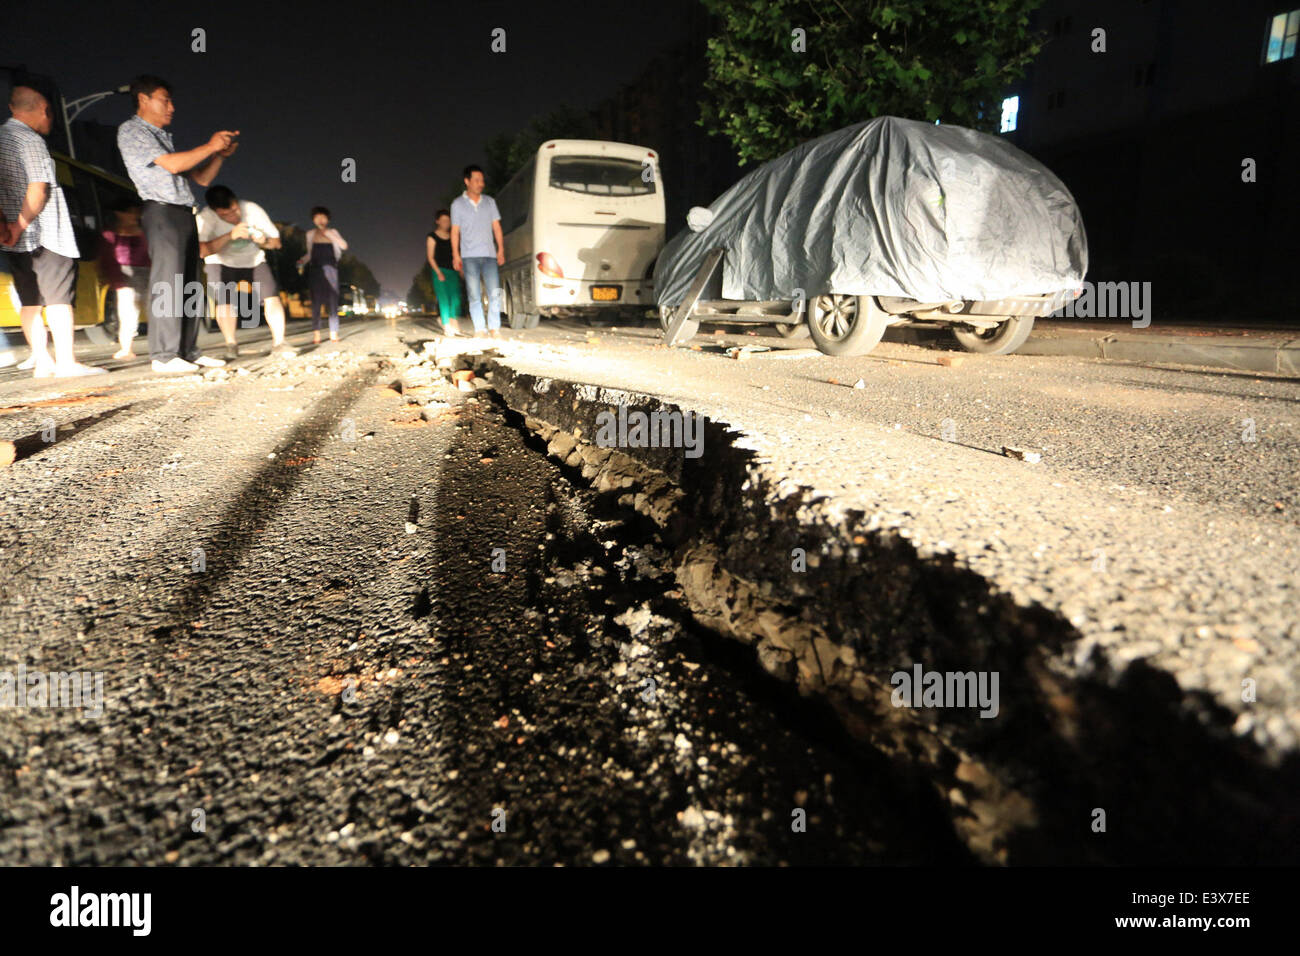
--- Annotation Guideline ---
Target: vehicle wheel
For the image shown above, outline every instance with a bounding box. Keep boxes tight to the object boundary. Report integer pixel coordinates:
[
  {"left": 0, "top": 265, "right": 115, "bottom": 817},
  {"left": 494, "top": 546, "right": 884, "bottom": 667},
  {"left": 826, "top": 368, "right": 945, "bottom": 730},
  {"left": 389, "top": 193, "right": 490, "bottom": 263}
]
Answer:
[
  {"left": 952, "top": 315, "right": 1035, "bottom": 355},
  {"left": 807, "top": 294, "right": 888, "bottom": 356},
  {"left": 524, "top": 312, "right": 540, "bottom": 329},
  {"left": 659, "top": 304, "right": 698, "bottom": 342},
  {"left": 507, "top": 286, "right": 526, "bottom": 330},
  {"left": 774, "top": 321, "right": 810, "bottom": 339}
]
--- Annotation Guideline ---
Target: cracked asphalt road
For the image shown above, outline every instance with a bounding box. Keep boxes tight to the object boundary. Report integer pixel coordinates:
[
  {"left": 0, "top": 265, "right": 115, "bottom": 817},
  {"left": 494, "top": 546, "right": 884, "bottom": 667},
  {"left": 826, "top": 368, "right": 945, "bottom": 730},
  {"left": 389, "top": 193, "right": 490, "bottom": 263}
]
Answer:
[
  {"left": 3, "top": 312, "right": 1296, "bottom": 865},
  {"left": 0, "top": 321, "right": 968, "bottom": 865}
]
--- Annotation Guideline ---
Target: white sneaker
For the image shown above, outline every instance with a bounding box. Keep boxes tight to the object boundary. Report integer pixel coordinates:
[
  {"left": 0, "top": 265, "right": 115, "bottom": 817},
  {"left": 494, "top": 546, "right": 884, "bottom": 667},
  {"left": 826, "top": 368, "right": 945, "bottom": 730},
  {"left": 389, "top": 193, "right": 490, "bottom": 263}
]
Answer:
[
  {"left": 271, "top": 343, "right": 298, "bottom": 357},
  {"left": 191, "top": 355, "right": 226, "bottom": 368},
  {"left": 51, "top": 363, "right": 108, "bottom": 378},
  {"left": 17, "top": 355, "right": 38, "bottom": 370},
  {"left": 152, "top": 357, "right": 200, "bottom": 374}
]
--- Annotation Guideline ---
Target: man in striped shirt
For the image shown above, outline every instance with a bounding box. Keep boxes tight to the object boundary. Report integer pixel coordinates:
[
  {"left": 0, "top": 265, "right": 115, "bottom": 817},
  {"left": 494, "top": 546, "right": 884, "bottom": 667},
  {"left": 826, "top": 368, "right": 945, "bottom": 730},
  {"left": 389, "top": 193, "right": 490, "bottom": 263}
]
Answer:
[{"left": 0, "top": 86, "right": 105, "bottom": 377}]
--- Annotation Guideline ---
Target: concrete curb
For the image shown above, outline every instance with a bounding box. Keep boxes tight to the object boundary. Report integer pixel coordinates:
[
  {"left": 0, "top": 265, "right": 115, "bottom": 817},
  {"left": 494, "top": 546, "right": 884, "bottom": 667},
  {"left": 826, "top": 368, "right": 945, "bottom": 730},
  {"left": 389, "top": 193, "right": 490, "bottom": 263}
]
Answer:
[
  {"left": 1016, "top": 331, "right": 1300, "bottom": 375},
  {"left": 878, "top": 324, "right": 1300, "bottom": 374}
]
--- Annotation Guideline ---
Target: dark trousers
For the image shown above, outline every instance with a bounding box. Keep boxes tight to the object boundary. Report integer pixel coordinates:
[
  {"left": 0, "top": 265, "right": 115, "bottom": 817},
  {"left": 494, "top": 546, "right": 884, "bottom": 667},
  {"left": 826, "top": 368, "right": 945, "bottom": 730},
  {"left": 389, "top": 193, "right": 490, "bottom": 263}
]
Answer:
[
  {"left": 142, "top": 201, "right": 201, "bottom": 362},
  {"left": 310, "top": 265, "right": 340, "bottom": 334}
]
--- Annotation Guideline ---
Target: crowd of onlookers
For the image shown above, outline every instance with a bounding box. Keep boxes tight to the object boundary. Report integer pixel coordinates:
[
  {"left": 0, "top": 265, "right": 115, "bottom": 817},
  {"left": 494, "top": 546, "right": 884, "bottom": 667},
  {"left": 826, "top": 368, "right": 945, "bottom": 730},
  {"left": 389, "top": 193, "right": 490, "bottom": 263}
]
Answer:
[
  {"left": 0, "top": 77, "right": 349, "bottom": 377},
  {"left": 2, "top": 74, "right": 516, "bottom": 380}
]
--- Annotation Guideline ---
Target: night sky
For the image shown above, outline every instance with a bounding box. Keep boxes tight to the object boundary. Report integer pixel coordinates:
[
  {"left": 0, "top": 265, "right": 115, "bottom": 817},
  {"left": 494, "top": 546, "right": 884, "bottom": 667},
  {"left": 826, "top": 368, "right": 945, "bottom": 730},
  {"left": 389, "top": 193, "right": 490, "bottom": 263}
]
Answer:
[{"left": 3, "top": 0, "right": 698, "bottom": 297}]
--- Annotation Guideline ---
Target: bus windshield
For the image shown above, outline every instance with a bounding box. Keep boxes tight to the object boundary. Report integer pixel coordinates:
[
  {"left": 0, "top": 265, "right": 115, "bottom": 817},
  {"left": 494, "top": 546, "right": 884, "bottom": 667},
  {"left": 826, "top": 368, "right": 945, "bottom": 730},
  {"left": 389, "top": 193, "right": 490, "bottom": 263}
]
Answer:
[{"left": 549, "top": 156, "right": 656, "bottom": 196}]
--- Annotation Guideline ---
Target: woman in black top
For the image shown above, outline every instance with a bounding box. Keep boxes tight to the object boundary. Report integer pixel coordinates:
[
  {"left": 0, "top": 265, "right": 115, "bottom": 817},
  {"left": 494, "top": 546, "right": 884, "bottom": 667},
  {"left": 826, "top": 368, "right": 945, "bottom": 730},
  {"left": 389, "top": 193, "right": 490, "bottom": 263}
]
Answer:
[
  {"left": 297, "top": 206, "right": 348, "bottom": 345},
  {"left": 425, "top": 209, "right": 462, "bottom": 334}
]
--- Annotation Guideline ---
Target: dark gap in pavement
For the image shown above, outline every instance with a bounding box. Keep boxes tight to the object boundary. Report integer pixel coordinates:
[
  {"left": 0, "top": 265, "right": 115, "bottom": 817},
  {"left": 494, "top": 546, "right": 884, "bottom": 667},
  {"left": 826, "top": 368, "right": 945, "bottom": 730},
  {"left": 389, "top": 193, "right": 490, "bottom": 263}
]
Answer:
[
  {"left": 483, "top": 360, "right": 1300, "bottom": 863},
  {"left": 429, "top": 388, "right": 977, "bottom": 863}
]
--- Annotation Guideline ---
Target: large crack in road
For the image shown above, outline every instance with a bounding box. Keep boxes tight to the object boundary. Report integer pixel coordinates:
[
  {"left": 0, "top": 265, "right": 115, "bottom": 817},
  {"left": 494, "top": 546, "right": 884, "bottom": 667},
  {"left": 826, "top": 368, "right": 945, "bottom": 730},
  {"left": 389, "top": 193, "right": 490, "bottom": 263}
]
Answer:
[
  {"left": 5, "top": 317, "right": 1295, "bottom": 866},
  {"left": 0, "top": 326, "right": 969, "bottom": 865},
  {"left": 416, "top": 393, "right": 968, "bottom": 865},
  {"left": 448, "top": 328, "right": 1299, "bottom": 865}
]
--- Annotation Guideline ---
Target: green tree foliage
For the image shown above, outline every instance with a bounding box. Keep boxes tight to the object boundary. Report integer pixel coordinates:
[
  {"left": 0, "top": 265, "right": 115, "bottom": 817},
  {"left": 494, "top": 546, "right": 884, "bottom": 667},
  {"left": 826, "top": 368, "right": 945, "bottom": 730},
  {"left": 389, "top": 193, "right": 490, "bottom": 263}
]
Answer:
[
  {"left": 483, "top": 132, "right": 518, "bottom": 193},
  {"left": 698, "top": 0, "right": 1046, "bottom": 164},
  {"left": 338, "top": 253, "right": 380, "bottom": 298},
  {"left": 272, "top": 222, "right": 307, "bottom": 296},
  {"left": 481, "top": 106, "right": 598, "bottom": 188},
  {"left": 408, "top": 266, "right": 435, "bottom": 312}
]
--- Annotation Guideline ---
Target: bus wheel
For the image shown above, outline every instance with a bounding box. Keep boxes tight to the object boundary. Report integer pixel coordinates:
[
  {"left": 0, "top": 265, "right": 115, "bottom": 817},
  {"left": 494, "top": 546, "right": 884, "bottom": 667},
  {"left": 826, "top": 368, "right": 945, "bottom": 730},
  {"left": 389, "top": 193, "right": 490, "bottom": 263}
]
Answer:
[
  {"left": 774, "top": 321, "right": 810, "bottom": 339},
  {"left": 525, "top": 312, "right": 540, "bottom": 329},
  {"left": 83, "top": 324, "right": 113, "bottom": 345},
  {"left": 507, "top": 287, "right": 527, "bottom": 330},
  {"left": 952, "top": 315, "right": 1035, "bottom": 354}
]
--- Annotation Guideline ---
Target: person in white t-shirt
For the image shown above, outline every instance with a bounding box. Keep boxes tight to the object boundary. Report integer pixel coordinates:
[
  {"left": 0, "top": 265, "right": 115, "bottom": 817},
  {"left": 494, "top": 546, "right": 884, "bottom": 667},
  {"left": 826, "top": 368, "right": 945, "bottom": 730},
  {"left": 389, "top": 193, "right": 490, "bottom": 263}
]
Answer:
[{"left": 196, "top": 184, "right": 295, "bottom": 359}]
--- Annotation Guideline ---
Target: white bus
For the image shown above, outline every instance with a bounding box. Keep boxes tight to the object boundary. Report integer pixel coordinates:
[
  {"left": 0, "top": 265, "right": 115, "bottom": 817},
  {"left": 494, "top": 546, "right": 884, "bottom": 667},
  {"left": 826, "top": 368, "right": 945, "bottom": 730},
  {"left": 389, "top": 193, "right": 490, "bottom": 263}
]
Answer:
[{"left": 495, "top": 140, "right": 665, "bottom": 328}]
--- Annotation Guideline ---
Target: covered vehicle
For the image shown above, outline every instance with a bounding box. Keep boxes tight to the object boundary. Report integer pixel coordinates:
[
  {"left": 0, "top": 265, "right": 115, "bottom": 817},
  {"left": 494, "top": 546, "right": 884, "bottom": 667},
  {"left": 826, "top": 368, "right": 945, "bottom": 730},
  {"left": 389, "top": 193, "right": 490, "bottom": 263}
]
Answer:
[{"left": 655, "top": 116, "right": 1088, "bottom": 355}]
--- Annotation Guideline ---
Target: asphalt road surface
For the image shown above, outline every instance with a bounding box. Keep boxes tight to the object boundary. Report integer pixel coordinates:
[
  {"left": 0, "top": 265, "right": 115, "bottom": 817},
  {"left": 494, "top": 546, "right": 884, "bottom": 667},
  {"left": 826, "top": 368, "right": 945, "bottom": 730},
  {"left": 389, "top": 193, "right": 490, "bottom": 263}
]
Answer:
[
  {"left": 1, "top": 314, "right": 1295, "bottom": 864},
  {"left": 0, "top": 320, "right": 967, "bottom": 865}
]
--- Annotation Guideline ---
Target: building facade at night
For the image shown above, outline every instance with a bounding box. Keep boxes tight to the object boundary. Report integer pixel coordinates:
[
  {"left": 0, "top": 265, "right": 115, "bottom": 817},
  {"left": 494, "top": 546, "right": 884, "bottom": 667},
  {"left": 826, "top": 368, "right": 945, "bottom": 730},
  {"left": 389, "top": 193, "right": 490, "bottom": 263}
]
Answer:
[{"left": 1007, "top": 0, "right": 1299, "bottom": 317}]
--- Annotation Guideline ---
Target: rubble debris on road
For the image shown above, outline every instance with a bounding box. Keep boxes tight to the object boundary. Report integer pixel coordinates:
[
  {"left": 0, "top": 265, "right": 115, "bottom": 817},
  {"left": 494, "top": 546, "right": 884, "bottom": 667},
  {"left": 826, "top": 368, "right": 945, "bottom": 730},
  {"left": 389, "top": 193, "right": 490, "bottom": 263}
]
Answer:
[
  {"left": 1001, "top": 445, "right": 1043, "bottom": 463},
  {"left": 764, "top": 348, "right": 822, "bottom": 359}
]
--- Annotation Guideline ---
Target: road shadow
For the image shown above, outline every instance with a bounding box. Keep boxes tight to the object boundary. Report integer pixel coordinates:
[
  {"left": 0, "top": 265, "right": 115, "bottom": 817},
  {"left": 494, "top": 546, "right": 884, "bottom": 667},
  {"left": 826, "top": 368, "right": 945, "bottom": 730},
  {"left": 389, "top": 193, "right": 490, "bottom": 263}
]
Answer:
[
  {"left": 146, "top": 363, "right": 378, "bottom": 639},
  {"left": 3, "top": 402, "right": 143, "bottom": 464}
]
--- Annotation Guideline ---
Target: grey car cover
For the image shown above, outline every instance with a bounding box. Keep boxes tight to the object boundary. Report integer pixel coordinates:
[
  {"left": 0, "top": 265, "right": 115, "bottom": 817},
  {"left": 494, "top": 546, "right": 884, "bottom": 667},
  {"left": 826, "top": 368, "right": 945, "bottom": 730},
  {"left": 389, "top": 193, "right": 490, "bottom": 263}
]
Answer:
[{"left": 655, "top": 116, "right": 1088, "bottom": 308}]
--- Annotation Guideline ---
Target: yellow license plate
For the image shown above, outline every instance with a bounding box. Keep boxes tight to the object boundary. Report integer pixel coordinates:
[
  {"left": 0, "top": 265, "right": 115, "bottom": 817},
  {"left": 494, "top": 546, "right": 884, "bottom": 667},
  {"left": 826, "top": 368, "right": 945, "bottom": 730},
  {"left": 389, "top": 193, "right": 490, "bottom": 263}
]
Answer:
[{"left": 591, "top": 286, "right": 621, "bottom": 301}]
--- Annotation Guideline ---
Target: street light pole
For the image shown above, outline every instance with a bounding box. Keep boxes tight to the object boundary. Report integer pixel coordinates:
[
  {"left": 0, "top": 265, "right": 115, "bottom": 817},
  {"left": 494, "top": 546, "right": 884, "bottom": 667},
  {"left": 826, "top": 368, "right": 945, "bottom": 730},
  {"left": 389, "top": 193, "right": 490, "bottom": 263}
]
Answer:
[{"left": 60, "top": 85, "right": 129, "bottom": 159}]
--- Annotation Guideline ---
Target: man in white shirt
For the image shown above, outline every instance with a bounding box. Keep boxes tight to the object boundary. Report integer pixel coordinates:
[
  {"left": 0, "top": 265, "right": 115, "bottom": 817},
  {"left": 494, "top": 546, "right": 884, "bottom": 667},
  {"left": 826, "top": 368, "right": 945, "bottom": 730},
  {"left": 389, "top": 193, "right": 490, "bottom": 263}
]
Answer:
[{"left": 196, "top": 184, "right": 294, "bottom": 358}]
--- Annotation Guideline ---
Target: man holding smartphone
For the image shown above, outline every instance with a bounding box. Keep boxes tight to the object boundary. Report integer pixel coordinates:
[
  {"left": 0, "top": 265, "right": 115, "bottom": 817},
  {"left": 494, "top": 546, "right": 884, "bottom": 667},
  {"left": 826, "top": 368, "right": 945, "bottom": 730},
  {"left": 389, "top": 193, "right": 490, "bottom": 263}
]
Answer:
[
  {"left": 117, "top": 74, "right": 239, "bottom": 373},
  {"left": 197, "top": 184, "right": 295, "bottom": 359}
]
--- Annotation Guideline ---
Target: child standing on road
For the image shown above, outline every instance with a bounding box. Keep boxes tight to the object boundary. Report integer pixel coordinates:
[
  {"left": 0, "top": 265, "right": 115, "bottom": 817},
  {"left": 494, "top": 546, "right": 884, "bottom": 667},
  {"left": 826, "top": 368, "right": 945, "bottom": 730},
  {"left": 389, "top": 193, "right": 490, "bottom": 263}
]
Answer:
[
  {"left": 426, "top": 209, "right": 461, "bottom": 335},
  {"left": 298, "top": 206, "right": 347, "bottom": 344},
  {"left": 97, "top": 199, "right": 151, "bottom": 360}
]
